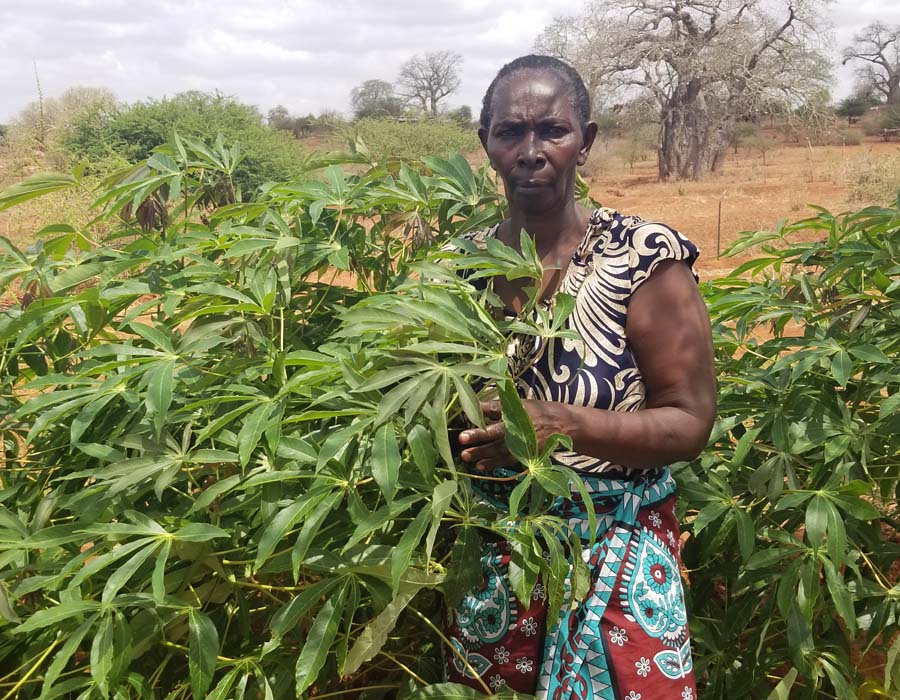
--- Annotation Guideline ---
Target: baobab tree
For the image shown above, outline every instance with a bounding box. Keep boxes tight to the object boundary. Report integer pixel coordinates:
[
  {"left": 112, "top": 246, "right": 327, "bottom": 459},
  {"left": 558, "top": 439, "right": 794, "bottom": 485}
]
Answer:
[
  {"left": 536, "top": 0, "right": 830, "bottom": 181},
  {"left": 843, "top": 22, "right": 900, "bottom": 105},
  {"left": 396, "top": 51, "right": 462, "bottom": 117}
]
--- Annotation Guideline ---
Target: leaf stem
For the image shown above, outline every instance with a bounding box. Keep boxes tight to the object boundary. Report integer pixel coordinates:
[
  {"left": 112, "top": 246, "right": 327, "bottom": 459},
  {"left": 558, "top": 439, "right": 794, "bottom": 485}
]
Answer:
[
  {"left": 379, "top": 650, "right": 427, "bottom": 685},
  {"left": 309, "top": 684, "right": 401, "bottom": 699},
  {"left": 408, "top": 606, "right": 491, "bottom": 695},
  {"left": 0, "top": 638, "right": 59, "bottom": 700}
]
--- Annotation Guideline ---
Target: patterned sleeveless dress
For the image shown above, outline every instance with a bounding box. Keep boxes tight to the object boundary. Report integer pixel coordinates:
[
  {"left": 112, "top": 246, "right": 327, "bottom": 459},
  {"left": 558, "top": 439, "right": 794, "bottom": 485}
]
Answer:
[{"left": 445, "top": 208, "right": 701, "bottom": 700}]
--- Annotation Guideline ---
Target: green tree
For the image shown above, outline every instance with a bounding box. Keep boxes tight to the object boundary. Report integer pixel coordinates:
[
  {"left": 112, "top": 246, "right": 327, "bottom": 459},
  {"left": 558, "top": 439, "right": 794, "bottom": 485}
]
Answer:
[
  {"left": 445, "top": 105, "right": 473, "bottom": 127},
  {"left": 351, "top": 79, "right": 405, "bottom": 120},
  {"left": 835, "top": 96, "right": 872, "bottom": 124}
]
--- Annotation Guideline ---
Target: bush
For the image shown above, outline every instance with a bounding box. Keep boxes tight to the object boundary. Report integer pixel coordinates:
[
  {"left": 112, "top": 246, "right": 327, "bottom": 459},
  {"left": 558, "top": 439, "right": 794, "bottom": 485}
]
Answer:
[
  {"left": 686, "top": 211, "right": 900, "bottom": 697},
  {"left": 348, "top": 118, "right": 480, "bottom": 162},
  {"left": 612, "top": 124, "right": 657, "bottom": 170},
  {"left": 842, "top": 153, "right": 900, "bottom": 204},
  {"left": 60, "top": 91, "right": 310, "bottom": 195},
  {"left": 0, "top": 141, "right": 541, "bottom": 700},
  {"left": 826, "top": 127, "right": 862, "bottom": 146},
  {"left": 860, "top": 105, "right": 900, "bottom": 136}
]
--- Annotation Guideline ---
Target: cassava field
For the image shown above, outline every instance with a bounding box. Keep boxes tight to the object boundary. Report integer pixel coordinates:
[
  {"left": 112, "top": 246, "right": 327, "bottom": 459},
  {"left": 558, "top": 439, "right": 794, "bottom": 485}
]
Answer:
[{"left": 0, "top": 123, "right": 898, "bottom": 700}]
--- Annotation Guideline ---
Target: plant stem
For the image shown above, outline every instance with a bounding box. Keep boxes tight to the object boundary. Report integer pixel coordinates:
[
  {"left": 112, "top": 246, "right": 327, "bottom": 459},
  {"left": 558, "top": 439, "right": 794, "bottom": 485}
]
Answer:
[
  {"left": 0, "top": 638, "right": 59, "bottom": 700},
  {"left": 309, "top": 685, "right": 401, "bottom": 699},
  {"left": 408, "top": 606, "right": 491, "bottom": 694}
]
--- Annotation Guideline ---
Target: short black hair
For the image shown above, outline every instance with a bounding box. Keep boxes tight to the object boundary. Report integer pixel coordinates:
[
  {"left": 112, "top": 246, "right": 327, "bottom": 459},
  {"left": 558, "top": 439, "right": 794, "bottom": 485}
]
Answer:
[{"left": 479, "top": 54, "right": 591, "bottom": 131}]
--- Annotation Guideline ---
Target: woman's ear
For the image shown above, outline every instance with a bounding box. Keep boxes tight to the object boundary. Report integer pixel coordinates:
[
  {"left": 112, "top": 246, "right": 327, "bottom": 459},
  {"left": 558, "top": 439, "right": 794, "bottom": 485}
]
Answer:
[
  {"left": 577, "top": 121, "right": 599, "bottom": 166},
  {"left": 478, "top": 127, "right": 489, "bottom": 154}
]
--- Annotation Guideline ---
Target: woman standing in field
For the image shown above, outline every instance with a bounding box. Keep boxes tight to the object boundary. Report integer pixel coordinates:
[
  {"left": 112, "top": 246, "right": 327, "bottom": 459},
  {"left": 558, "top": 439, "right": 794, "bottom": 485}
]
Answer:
[{"left": 446, "top": 55, "right": 716, "bottom": 700}]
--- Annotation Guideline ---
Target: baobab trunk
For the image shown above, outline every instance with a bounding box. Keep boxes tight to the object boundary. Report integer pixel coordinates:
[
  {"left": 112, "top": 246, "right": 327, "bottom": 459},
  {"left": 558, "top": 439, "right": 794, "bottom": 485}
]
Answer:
[
  {"left": 657, "top": 80, "right": 707, "bottom": 181},
  {"left": 658, "top": 83, "right": 733, "bottom": 180}
]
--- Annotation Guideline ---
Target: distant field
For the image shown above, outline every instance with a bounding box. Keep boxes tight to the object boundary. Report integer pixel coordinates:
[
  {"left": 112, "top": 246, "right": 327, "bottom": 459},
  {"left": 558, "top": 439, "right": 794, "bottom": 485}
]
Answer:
[{"left": 581, "top": 132, "right": 900, "bottom": 277}]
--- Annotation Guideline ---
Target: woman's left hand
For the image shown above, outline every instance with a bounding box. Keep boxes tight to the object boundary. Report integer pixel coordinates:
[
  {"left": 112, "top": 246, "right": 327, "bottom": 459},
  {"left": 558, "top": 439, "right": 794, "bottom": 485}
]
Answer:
[{"left": 458, "top": 399, "right": 568, "bottom": 471}]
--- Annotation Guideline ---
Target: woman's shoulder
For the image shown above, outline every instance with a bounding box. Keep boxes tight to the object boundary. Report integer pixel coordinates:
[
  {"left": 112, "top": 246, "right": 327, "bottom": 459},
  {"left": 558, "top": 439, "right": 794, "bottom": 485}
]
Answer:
[{"left": 583, "top": 207, "right": 700, "bottom": 286}]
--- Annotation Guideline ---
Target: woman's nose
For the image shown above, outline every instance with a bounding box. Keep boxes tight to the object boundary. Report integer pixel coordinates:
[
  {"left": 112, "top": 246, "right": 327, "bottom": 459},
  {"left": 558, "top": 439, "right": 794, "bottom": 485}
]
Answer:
[{"left": 517, "top": 132, "right": 545, "bottom": 167}]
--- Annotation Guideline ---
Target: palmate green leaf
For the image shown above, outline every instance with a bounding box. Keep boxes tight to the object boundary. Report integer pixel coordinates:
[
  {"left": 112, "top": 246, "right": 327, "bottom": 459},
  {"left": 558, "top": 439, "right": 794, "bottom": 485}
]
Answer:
[
  {"left": 69, "top": 537, "right": 158, "bottom": 589},
  {"left": 151, "top": 539, "right": 171, "bottom": 604},
  {"left": 450, "top": 372, "right": 485, "bottom": 429},
  {"left": 189, "top": 610, "right": 219, "bottom": 699},
  {"left": 408, "top": 423, "right": 437, "bottom": 481},
  {"left": 255, "top": 491, "right": 328, "bottom": 572},
  {"left": 0, "top": 582, "right": 20, "bottom": 623},
  {"left": 101, "top": 539, "right": 161, "bottom": 603},
  {"left": 821, "top": 556, "right": 856, "bottom": 635},
  {"left": 507, "top": 524, "right": 543, "bottom": 607},
  {"left": 0, "top": 171, "right": 80, "bottom": 211},
  {"left": 292, "top": 490, "right": 343, "bottom": 578},
  {"left": 145, "top": 360, "right": 176, "bottom": 435},
  {"left": 497, "top": 379, "right": 537, "bottom": 464},
  {"left": 40, "top": 616, "right": 97, "bottom": 699},
  {"left": 295, "top": 582, "right": 348, "bottom": 695},
  {"left": 830, "top": 350, "right": 852, "bottom": 388},
  {"left": 733, "top": 506, "right": 755, "bottom": 562},
  {"left": 805, "top": 495, "right": 829, "bottom": 549},
  {"left": 765, "top": 667, "right": 799, "bottom": 700},
  {"left": 238, "top": 401, "right": 276, "bottom": 467},
  {"left": 424, "top": 483, "right": 458, "bottom": 566},
  {"left": 443, "top": 525, "right": 483, "bottom": 608},
  {"left": 263, "top": 578, "right": 342, "bottom": 658},
  {"left": 206, "top": 667, "right": 241, "bottom": 700}
]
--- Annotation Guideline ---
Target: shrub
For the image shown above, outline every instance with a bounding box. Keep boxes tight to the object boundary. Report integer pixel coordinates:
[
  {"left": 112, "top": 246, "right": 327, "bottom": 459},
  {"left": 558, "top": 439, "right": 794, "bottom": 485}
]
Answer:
[
  {"left": 860, "top": 105, "right": 900, "bottom": 136},
  {"left": 685, "top": 213, "right": 900, "bottom": 697},
  {"left": 347, "top": 118, "right": 480, "bottom": 162},
  {"left": 612, "top": 125, "right": 657, "bottom": 170},
  {"left": 0, "top": 140, "right": 575, "bottom": 700},
  {"left": 60, "top": 91, "right": 310, "bottom": 196},
  {"left": 827, "top": 127, "right": 862, "bottom": 146},
  {"left": 842, "top": 153, "right": 900, "bottom": 204}
]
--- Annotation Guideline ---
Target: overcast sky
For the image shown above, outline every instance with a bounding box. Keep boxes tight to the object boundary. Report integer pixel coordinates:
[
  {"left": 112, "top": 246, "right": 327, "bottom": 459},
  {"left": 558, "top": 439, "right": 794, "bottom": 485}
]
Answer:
[{"left": 3, "top": 0, "right": 900, "bottom": 123}]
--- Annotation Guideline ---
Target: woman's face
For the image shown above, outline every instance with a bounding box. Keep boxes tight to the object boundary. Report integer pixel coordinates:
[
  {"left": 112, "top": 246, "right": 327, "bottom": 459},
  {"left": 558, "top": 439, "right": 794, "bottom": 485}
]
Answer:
[{"left": 479, "top": 69, "right": 596, "bottom": 216}]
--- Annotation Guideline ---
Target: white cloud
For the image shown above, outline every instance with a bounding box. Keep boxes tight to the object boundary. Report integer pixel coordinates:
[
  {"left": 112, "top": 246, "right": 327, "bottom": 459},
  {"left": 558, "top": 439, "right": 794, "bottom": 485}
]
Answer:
[{"left": 0, "top": 0, "right": 897, "bottom": 122}]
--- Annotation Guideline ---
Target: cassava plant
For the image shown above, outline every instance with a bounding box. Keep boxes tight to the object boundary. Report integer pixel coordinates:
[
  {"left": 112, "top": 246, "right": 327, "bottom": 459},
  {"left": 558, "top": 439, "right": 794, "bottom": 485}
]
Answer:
[
  {"left": 0, "top": 134, "right": 600, "bottom": 700},
  {"left": 679, "top": 204, "right": 900, "bottom": 699}
]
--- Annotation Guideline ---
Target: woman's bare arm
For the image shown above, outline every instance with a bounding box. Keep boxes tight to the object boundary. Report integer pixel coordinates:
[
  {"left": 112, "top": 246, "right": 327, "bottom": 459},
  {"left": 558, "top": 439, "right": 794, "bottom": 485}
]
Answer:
[{"left": 459, "top": 260, "right": 716, "bottom": 471}]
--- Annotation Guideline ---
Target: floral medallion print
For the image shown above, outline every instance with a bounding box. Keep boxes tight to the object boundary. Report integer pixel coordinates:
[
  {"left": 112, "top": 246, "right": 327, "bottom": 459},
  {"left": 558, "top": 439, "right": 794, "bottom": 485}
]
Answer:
[{"left": 620, "top": 529, "right": 689, "bottom": 649}]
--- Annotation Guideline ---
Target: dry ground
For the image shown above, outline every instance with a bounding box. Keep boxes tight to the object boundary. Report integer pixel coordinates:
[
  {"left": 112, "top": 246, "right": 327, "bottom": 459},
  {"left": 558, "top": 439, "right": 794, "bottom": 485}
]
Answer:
[{"left": 581, "top": 135, "right": 900, "bottom": 278}]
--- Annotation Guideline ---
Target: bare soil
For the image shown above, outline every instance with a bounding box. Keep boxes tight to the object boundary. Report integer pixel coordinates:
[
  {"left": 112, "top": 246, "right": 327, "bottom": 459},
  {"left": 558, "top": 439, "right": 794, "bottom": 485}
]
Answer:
[{"left": 580, "top": 135, "right": 900, "bottom": 278}]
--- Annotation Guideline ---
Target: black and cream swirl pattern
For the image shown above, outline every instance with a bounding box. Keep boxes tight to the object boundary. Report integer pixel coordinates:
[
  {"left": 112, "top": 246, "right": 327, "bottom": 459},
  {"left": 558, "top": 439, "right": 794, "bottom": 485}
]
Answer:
[{"left": 462, "top": 208, "right": 699, "bottom": 475}]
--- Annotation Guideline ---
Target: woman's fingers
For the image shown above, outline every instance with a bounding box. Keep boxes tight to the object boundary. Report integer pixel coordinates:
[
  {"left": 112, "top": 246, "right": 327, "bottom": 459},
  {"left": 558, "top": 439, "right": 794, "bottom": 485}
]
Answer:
[
  {"left": 460, "top": 437, "right": 513, "bottom": 467},
  {"left": 459, "top": 420, "right": 505, "bottom": 446}
]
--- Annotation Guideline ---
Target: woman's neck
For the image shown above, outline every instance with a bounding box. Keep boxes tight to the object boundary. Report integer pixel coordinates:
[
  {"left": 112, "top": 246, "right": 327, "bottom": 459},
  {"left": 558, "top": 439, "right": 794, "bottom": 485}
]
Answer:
[{"left": 503, "top": 201, "right": 589, "bottom": 262}]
